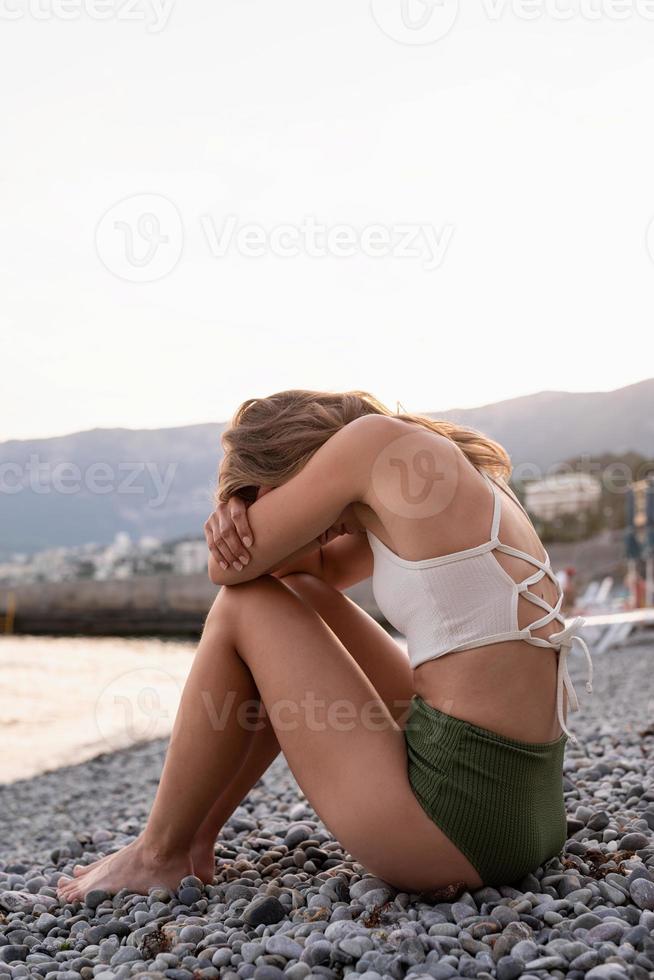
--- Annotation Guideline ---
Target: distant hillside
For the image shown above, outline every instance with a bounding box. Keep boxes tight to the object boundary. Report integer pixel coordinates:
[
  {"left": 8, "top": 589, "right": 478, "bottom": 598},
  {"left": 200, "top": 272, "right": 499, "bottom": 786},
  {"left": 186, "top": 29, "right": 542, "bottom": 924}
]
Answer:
[
  {"left": 1, "top": 379, "right": 652, "bottom": 556},
  {"left": 430, "top": 378, "right": 654, "bottom": 470},
  {"left": 0, "top": 424, "right": 225, "bottom": 557}
]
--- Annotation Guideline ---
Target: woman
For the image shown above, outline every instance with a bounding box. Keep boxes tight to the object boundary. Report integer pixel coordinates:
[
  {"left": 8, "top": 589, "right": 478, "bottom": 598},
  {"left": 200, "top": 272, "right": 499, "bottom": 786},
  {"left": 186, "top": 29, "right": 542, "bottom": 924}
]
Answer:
[{"left": 58, "top": 390, "right": 592, "bottom": 900}]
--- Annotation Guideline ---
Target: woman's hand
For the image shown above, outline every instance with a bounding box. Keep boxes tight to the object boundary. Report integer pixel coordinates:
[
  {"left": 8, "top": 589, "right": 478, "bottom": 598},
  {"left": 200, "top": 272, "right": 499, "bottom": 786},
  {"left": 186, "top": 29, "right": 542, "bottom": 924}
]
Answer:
[{"left": 204, "top": 496, "right": 254, "bottom": 572}]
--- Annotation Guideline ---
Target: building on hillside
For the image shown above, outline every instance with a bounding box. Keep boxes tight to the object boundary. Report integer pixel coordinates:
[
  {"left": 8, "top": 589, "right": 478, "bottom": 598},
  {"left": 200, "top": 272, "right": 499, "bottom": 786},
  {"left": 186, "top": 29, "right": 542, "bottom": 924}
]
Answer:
[
  {"left": 524, "top": 473, "right": 602, "bottom": 521},
  {"left": 174, "top": 539, "right": 208, "bottom": 576}
]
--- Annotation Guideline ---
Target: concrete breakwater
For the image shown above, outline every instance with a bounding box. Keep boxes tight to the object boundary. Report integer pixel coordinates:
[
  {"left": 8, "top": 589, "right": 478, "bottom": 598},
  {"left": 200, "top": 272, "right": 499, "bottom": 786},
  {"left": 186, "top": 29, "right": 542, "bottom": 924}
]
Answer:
[{"left": 0, "top": 575, "right": 379, "bottom": 636}]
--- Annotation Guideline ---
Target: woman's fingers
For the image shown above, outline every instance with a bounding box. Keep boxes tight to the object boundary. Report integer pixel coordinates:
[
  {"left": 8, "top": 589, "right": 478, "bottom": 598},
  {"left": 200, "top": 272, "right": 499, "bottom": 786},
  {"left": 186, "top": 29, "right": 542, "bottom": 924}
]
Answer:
[
  {"left": 229, "top": 496, "right": 253, "bottom": 551},
  {"left": 204, "top": 513, "right": 238, "bottom": 570},
  {"left": 218, "top": 512, "right": 249, "bottom": 569},
  {"left": 204, "top": 504, "right": 251, "bottom": 571}
]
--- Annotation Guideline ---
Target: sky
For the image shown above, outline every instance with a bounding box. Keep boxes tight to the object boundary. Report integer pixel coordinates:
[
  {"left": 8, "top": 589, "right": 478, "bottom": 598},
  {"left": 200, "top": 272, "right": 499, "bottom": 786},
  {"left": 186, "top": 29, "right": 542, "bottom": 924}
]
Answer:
[{"left": 1, "top": 0, "right": 654, "bottom": 442}]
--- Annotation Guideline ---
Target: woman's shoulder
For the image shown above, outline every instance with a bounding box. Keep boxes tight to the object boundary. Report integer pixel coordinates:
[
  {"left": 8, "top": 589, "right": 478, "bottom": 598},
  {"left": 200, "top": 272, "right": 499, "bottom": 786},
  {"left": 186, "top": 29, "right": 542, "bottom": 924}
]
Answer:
[
  {"left": 336, "top": 414, "right": 461, "bottom": 519},
  {"left": 338, "top": 414, "right": 457, "bottom": 470}
]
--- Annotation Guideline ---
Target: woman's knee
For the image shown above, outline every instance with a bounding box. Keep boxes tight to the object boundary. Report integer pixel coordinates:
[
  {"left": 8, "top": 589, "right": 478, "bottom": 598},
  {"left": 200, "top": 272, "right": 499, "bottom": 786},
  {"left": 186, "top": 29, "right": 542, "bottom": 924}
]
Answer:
[{"left": 206, "top": 575, "right": 282, "bottom": 627}]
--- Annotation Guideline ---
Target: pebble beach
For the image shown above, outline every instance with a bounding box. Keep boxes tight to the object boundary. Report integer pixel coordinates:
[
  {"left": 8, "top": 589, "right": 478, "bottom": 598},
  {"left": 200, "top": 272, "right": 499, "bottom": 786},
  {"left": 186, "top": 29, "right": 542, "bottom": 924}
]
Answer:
[{"left": 1, "top": 639, "right": 653, "bottom": 980}]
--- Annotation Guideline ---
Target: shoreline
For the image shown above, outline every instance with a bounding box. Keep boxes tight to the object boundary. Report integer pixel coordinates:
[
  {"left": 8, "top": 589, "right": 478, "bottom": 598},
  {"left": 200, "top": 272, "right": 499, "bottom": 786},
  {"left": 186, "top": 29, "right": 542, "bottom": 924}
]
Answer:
[{"left": 0, "top": 635, "right": 194, "bottom": 784}]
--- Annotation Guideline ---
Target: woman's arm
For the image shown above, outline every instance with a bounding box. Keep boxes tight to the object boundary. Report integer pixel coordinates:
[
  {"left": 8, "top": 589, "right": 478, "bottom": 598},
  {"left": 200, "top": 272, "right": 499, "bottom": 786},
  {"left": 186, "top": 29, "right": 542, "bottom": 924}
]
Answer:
[
  {"left": 266, "top": 531, "right": 374, "bottom": 590},
  {"left": 317, "top": 532, "right": 373, "bottom": 590},
  {"left": 207, "top": 416, "right": 377, "bottom": 587}
]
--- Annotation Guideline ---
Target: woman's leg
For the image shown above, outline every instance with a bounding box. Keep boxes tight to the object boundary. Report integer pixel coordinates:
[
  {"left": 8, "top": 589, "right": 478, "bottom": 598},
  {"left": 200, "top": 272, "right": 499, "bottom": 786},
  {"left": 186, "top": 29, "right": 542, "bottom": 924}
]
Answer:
[
  {"left": 187, "top": 572, "right": 415, "bottom": 880},
  {"left": 73, "top": 573, "right": 414, "bottom": 884},
  {"left": 60, "top": 575, "right": 480, "bottom": 900}
]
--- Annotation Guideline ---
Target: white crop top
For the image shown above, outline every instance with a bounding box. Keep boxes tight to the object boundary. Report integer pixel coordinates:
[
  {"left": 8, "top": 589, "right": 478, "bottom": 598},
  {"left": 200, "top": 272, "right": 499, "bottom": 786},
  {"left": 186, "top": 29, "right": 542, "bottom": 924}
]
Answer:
[{"left": 365, "top": 469, "right": 593, "bottom": 742}]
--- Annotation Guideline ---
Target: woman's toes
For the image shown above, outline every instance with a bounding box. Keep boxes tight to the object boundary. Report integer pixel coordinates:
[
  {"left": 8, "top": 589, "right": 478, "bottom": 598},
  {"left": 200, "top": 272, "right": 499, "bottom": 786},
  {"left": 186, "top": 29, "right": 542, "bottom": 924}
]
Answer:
[
  {"left": 56, "top": 877, "right": 74, "bottom": 900},
  {"left": 58, "top": 876, "right": 81, "bottom": 898}
]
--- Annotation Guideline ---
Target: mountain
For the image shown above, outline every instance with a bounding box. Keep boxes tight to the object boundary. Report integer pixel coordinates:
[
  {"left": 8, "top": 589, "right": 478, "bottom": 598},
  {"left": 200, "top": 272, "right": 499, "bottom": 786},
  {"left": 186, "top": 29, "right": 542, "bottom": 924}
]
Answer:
[
  {"left": 0, "top": 424, "right": 225, "bottom": 557},
  {"left": 429, "top": 378, "right": 654, "bottom": 471},
  {"left": 1, "top": 379, "right": 652, "bottom": 556}
]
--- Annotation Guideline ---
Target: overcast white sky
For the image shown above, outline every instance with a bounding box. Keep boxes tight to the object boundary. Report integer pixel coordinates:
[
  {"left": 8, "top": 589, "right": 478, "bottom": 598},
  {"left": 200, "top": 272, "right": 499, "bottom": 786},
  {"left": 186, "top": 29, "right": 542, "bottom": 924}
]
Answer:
[{"left": 1, "top": 0, "right": 653, "bottom": 441}]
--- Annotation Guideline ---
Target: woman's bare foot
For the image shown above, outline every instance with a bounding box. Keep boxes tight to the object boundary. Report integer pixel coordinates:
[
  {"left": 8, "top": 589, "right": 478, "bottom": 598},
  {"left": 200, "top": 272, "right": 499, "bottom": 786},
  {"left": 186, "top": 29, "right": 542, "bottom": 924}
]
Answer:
[
  {"left": 190, "top": 835, "right": 217, "bottom": 885},
  {"left": 71, "top": 834, "right": 216, "bottom": 886},
  {"left": 71, "top": 852, "right": 111, "bottom": 877},
  {"left": 57, "top": 837, "right": 192, "bottom": 903}
]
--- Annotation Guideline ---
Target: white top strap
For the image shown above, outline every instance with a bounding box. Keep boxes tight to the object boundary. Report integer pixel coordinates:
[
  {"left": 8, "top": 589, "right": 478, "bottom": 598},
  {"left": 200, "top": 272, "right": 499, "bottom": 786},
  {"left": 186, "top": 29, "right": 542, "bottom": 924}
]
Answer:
[
  {"left": 545, "top": 617, "right": 594, "bottom": 743},
  {"left": 481, "top": 470, "right": 502, "bottom": 540}
]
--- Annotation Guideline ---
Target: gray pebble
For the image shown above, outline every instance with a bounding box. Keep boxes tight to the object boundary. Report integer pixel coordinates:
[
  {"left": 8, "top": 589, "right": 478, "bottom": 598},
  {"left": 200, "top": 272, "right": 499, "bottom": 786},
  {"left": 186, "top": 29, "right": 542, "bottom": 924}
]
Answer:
[
  {"left": 588, "top": 811, "right": 611, "bottom": 831},
  {"left": 630, "top": 876, "right": 654, "bottom": 910},
  {"left": 85, "top": 889, "right": 110, "bottom": 910},
  {"left": 301, "top": 939, "right": 331, "bottom": 966},
  {"left": 243, "top": 896, "right": 285, "bottom": 927},
  {"left": 585, "top": 920, "right": 626, "bottom": 943},
  {"left": 586, "top": 965, "right": 629, "bottom": 979},
  {"left": 179, "top": 925, "right": 205, "bottom": 944},
  {"left": 619, "top": 832, "right": 650, "bottom": 851},
  {"left": 177, "top": 886, "right": 202, "bottom": 906},
  {"left": 265, "top": 935, "right": 303, "bottom": 960},
  {"left": 0, "top": 947, "right": 28, "bottom": 963},
  {"left": 284, "top": 966, "right": 311, "bottom": 980},
  {"left": 110, "top": 946, "right": 142, "bottom": 966},
  {"left": 253, "top": 967, "right": 285, "bottom": 980}
]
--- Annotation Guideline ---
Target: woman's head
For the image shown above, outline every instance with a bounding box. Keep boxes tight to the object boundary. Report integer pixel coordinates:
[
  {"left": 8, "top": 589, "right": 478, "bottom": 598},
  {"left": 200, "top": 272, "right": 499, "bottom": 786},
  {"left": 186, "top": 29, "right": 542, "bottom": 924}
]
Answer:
[{"left": 217, "top": 388, "right": 511, "bottom": 503}]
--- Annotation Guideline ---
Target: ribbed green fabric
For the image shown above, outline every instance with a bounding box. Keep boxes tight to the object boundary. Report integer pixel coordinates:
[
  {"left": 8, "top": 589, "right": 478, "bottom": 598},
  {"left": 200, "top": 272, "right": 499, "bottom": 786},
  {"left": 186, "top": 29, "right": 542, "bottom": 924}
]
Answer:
[{"left": 405, "top": 695, "right": 568, "bottom": 885}]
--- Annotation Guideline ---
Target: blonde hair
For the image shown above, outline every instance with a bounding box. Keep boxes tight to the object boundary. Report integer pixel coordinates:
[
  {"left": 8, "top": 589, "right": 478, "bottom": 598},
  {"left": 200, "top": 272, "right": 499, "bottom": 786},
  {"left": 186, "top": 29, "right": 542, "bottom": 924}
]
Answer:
[{"left": 217, "top": 389, "right": 511, "bottom": 503}]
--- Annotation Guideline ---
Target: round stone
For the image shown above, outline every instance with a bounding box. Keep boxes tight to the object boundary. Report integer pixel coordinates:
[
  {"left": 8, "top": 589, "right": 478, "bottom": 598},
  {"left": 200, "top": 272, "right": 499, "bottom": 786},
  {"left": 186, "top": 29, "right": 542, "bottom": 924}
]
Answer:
[
  {"left": 85, "top": 889, "right": 110, "bottom": 910},
  {"left": 243, "top": 896, "right": 285, "bottom": 927},
  {"left": 630, "top": 877, "right": 654, "bottom": 910},
  {"left": 0, "top": 946, "right": 28, "bottom": 963},
  {"left": 619, "top": 832, "right": 650, "bottom": 851},
  {"left": 265, "top": 935, "right": 302, "bottom": 960},
  {"left": 495, "top": 956, "right": 523, "bottom": 980},
  {"left": 177, "top": 886, "right": 202, "bottom": 906}
]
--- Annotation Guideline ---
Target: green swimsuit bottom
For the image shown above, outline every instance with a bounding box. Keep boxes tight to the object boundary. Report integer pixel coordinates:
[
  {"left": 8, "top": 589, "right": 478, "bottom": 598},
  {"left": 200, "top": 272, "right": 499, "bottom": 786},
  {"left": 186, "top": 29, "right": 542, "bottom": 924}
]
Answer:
[{"left": 404, "top": 694, "right": 568, "bottom": 886}]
